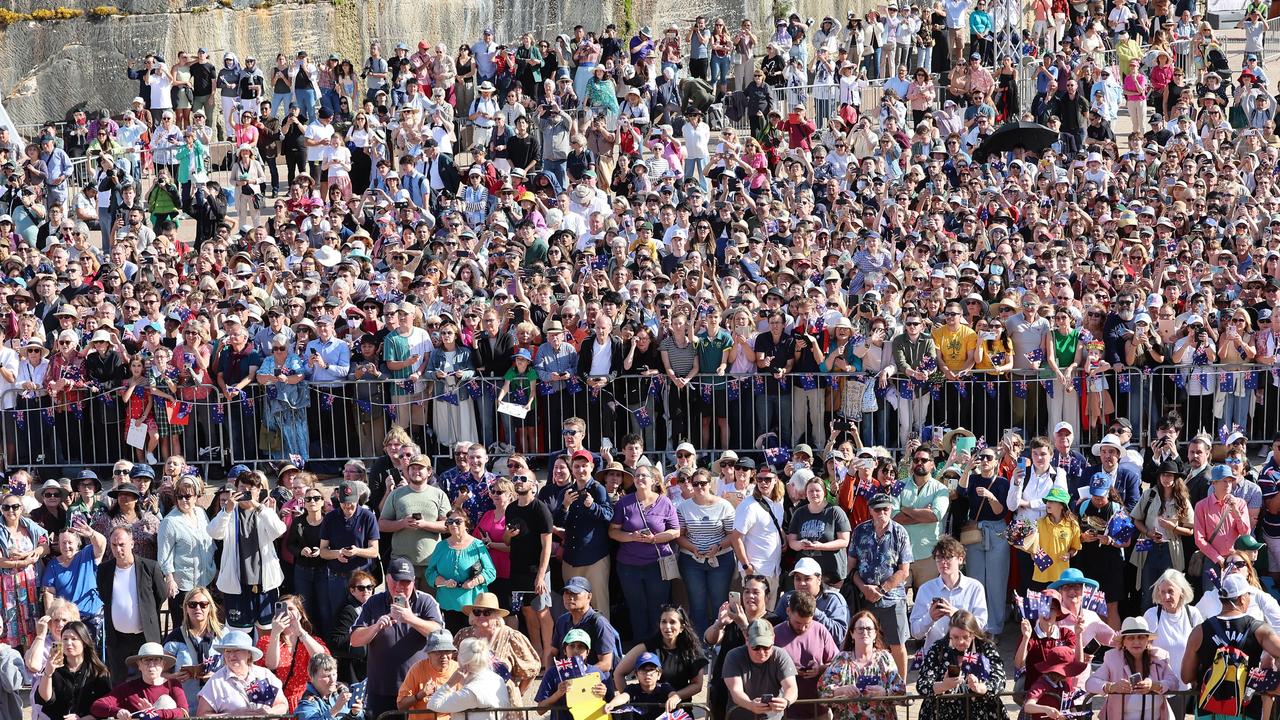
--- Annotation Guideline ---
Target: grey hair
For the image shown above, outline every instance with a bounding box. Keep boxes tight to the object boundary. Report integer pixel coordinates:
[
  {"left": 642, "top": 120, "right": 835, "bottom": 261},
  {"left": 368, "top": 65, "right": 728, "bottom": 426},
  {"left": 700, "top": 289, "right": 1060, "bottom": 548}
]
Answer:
[
  {"left": 456, "top": 637, "right": 493, "bottom": 673},
  {"left": 308, "top": 652, "right": 338, "bottom": 677},
  {"left": 1151, "top": 569, "right": 1194, "bottom": 609}
]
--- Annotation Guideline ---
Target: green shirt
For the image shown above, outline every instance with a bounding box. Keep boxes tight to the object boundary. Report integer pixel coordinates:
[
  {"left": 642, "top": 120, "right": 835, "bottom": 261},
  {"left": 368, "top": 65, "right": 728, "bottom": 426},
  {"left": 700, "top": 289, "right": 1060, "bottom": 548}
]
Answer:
[
  {"left": 383, "top": 331, "right": 411, "bottom": 394},
  {"left": 893, "top": 477, "right": 950, "bottom": 560},
  {"left": 382, "top": 483, "right": 451, "bottom": 566},
  {"left": 695, "top": 329, "right": 734, "bottom": 381}
]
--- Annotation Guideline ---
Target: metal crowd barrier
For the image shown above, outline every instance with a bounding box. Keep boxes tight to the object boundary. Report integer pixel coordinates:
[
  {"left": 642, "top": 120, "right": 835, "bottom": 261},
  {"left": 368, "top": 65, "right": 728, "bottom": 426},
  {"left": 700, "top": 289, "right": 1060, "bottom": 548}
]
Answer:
[{"left": 4, "top": 363, "right": 1278, "bottom": 474}]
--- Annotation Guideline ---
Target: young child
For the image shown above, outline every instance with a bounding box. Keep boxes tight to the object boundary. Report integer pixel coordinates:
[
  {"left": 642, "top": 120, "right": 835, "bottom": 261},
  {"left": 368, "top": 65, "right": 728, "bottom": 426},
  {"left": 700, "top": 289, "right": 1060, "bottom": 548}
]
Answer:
[
  {"left": 121, "top": 356, "right": 160, "bottom": 464},
  {"left": 1082, "top": 340, "right": 1114, "bottom": 438},
  {"left": 498, "top": 347, "right": 538, "bottom": 452},
  {"left": 1013, "top": 589, "right": 1081, "bottom": 694},
  {"left": 1032, "top": 487, "right": 1081, "bottom": 589},
  {"left": 604, "top": 652, "right": 679, "bottom": 720},
  {"left": 1023, "top": 645, "right": 1089, "bottom": 720}
]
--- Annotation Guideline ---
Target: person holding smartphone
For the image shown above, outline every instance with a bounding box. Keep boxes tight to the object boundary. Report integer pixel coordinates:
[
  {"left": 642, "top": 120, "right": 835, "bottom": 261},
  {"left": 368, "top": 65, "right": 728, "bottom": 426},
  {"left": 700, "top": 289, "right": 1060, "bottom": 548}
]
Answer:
[{"left": 207, "top": 470, "right": 287, "bottom": 634}]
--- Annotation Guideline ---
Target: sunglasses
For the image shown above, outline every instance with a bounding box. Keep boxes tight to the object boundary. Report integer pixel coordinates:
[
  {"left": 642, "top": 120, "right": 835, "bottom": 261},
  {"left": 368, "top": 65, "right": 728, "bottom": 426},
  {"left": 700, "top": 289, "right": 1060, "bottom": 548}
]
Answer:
[
  {"left": 0, "top": 504, "right": 20, "bottom": 511},
  {"left": 304, "top": 495, "right": 324, "bottom": 501},
  {"left": 353, "top": 584, "right": 376, "bottom": 591},
  {"left": 445, "top": 518, "right": 464, "bottom": 525},
  {"left": 43, "top": 492, "right": 62, "bottom": 499},
  {"left": 186, "top": 601, "right": 211, "bottom": 609},
  {"left": 177, "top": 494, "right": 196, "bottom": 500},
  {"left": 690, "top": 481, "right": 710, "bottom": 488},
  {"left": 471, "top": 608, "right": 497, "bottom": 617}
]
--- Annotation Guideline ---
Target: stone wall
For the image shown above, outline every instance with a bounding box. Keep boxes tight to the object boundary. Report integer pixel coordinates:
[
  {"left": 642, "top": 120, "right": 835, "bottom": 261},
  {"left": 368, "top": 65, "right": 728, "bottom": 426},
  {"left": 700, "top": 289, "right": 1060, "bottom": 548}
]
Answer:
[{"left": 0, "top": 0, "right": 879, "bottom": 126}]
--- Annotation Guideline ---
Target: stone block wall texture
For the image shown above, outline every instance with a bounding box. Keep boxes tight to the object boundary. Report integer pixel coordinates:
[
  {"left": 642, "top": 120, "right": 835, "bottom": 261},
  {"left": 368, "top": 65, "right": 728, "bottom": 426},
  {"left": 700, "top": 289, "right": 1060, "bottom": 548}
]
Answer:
[{"left": 0, "top": 0, "right": 880, "bottom": 125}]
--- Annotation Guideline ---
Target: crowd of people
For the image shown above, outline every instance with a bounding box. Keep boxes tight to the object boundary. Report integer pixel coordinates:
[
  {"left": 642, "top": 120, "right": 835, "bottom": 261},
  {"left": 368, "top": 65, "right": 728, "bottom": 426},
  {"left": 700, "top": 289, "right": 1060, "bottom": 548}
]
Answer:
[{"left": 6, "top": 0, "right": 1280, "bottom": 719}]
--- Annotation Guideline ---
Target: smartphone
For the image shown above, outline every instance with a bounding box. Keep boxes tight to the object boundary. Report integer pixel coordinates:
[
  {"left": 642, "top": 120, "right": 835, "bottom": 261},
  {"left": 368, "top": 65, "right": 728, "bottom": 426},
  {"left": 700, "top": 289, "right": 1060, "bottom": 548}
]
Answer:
[
  {"left": 392, "top": 595, "right": 408, "bottom": 608},
  {"left": 920, "top": 425, "right": 935, "bottom": 443},
  {"left": 236, "top": 491, "right": 253, "bottom": 503},
  {"left": 729, "top": 591, "right": 742, "bottom": 607},
  {"left": 273, "top": 600, "right": 286, "bottom": 616},
  {"left": 411, "top": 512, "right": 423, "bottom": 520},
  {"left": 946, "top": 664, "right": 961, "bottom": 678},
  {"left": 1128, "top": 673, "right": 1142, "bottom": 684},
  {"left": 760, "top": 694, "right": 774, "bottom": 704}
]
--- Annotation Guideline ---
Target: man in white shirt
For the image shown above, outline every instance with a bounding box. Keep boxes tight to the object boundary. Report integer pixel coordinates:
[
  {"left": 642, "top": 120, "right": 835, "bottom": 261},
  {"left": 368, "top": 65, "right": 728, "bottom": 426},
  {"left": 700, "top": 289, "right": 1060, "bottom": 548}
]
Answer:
[
  {"left": 304, "top": 108, "right": 336, "bottom": 180},
  {"left": 909, "top": 537, "right": 988, "bottom": 652},
  {"left": 97, "top": 526, "right": 168, "bottom": 683},
  {"left": 681, "top": 109, "right": 711, "bottom": 191}
]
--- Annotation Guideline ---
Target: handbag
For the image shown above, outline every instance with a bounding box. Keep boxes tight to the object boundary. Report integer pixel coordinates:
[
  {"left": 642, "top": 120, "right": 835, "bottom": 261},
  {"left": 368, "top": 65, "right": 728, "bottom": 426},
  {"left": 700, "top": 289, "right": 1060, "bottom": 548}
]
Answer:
[
  {"left": 1187, "top": 501, "right": 1230, "bottom": 577},
  {"left": 959, "top": 522, "right": 983, "bottom": 546},
  {"left": 636, "top": 497, "right": 680, "bottom": 581}
]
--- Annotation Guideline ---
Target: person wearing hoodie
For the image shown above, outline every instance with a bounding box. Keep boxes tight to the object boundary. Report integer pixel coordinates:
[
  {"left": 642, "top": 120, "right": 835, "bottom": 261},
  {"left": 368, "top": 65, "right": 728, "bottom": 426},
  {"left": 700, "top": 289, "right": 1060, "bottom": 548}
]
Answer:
[
  {"left": 295, "top": 653, "right": 367, "bottom": 720},
  {"left": 217, "top": 53, "right": 243, "bottom": 140}
]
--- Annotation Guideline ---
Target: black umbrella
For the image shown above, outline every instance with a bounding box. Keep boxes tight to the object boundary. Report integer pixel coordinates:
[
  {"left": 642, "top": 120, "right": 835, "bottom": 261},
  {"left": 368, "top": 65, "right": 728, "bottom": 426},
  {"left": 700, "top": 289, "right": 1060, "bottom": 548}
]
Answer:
[{"left": 972, "top": 121, "right": 1059, "bottom": 163}]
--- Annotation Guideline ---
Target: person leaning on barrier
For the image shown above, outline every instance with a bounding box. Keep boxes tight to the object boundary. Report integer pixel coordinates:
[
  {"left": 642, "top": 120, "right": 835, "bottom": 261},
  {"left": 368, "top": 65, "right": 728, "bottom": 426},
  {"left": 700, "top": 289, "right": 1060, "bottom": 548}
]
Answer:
[
  {"left": 721, "top": 618, "right": 798, "bottom": 720},
  {"left": 295, "top": 652, "right": 367, "bottom": 720}
]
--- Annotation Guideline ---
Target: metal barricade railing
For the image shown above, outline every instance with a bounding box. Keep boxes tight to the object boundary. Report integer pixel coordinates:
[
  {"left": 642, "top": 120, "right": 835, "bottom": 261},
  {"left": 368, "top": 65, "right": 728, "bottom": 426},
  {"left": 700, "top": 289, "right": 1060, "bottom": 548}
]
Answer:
[
  {"left": 376, "top": 703, "right": 711, "bottom": 720},
  {"left": 7, "top": 363, "right": 1279, "bottom": 474}
]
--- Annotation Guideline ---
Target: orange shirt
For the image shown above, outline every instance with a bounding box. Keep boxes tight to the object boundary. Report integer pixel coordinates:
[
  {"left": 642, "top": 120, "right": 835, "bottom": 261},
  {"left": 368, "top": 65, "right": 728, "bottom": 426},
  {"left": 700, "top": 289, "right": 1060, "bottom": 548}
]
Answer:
[{"left": 397, "top": 656, "right": 460, "bottom": 716}]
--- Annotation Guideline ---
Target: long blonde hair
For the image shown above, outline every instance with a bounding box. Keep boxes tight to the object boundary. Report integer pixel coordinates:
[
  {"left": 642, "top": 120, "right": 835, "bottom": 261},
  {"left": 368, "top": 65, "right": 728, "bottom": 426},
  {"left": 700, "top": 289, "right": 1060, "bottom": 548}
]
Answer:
[{"left": 183, "top": 586, "right": 223, "bottom": 637}]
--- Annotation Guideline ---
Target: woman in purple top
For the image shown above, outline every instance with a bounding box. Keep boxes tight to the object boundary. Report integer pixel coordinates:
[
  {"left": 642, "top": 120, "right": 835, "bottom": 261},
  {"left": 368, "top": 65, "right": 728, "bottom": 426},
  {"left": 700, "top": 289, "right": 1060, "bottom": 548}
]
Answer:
[{"left": 609, "top": 465, "right": 680, "bottom": 641}]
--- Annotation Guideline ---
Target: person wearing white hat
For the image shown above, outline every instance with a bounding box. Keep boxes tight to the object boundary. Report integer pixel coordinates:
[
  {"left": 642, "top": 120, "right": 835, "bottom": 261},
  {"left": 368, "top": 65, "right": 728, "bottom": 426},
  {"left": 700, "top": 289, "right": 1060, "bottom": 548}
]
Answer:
[
  {"left": 90, "top": 641, "right": 186, "bottom": 717},
  {"left": 1084, "top": 616, "right": 1177, "bottom": 719},
  {"left": 1084, "top": 432, "right": 1141, "bottom": 508},
  {"left": 198, "top": 629, "right": 288, "bottom": 715}
]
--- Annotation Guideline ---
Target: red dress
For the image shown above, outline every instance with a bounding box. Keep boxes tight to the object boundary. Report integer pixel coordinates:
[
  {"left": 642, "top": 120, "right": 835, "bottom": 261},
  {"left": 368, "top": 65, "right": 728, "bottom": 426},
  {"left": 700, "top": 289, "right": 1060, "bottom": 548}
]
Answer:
[{"left": 255, "top": 634, "right": 328, "bottom": 710}]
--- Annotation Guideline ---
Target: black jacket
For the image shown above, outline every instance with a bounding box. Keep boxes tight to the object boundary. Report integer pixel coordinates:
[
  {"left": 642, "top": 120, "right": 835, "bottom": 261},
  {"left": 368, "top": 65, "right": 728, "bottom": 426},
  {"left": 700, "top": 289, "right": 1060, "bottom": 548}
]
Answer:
[
  {"left": 97, "top": 556, "right": 168, "bottom": 643},
  {"left": 474, "top": 330, "right": 515, "bottom": 378},
  {"left": 575, "top": 333, "right": 625, "bottom": 379}
]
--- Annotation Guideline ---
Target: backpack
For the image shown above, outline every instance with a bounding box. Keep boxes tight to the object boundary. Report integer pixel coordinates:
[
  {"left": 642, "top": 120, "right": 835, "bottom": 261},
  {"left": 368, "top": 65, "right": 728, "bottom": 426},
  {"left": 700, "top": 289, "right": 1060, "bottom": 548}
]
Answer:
[
  {"left": 1197, "top": 616, "right": 1255, "bottom": 717},
  {"left": 706, "top": 102, "right": 727, "bottom": 131}
]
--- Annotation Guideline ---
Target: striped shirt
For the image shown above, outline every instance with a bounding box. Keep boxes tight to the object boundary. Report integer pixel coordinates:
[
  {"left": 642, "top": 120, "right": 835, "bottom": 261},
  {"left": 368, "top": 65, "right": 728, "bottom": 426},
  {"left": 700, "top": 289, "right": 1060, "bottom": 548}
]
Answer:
[
  {"left": 677, "top": 497, "right": 736, "bottom": 555},
  {"left": 660, "top": 336, "right": 698, "bottom": 378}
]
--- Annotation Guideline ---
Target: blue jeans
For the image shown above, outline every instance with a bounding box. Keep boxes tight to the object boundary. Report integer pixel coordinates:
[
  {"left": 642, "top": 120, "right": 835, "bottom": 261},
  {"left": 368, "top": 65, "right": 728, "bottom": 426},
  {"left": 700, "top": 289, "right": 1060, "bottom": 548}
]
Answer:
[
  {"left": 684, "top": 157, "right": 708, "bottom": 190},
  {"left": 965, "top": 520, "right": 1010, "bottom": 635},
  {"left": 271, "top": 92, "right": 293, "bottom": 119},
  {"left": 97, "top": 208, "right": 114, "bottom": 252},
  {"left": 678, "top": 552, "right": 734, "bottom": 635},
  {"left": 1141, "top": 542, "right": 1173, "bottom": 611},
  {"left": 617, "top": 561, "right": 670, "bottom": 641},
  {"left": 319, "top": 88, "right": 340, "bottom": 121},
  {"left": 294, "top": 563, "right": 328, "bottom": 629},
  {"left": 1220, "top": 391, "right": 1250, "bottom": 433},
  {"left": 710, "top": 56, "right": 732, "bottom": 87},
  {"left": 295, "top": 87, "right": 317, "bottom": 122}
]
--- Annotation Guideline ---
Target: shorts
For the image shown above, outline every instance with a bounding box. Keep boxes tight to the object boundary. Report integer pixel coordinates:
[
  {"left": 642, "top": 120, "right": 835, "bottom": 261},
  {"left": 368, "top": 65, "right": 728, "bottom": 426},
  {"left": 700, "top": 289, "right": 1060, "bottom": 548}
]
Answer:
[
  {"left": 1266, "top": 535, "right": 1280, "bottom": 572},
  {"left": 225, "top": 585, "right": 280, "bottom": 630},
  {"left": 509, "top": 571, "right": 552, "bottom": 613},
  {"left": 869, "top": 599, "right": 909, "bottom": 645}
]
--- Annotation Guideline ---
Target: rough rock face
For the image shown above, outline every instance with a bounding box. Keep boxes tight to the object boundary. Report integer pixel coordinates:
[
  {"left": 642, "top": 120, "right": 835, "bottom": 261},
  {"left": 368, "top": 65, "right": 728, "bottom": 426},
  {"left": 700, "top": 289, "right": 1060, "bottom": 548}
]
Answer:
[{"left": 0, "top": 0, "right": 876, "bottom": 126}]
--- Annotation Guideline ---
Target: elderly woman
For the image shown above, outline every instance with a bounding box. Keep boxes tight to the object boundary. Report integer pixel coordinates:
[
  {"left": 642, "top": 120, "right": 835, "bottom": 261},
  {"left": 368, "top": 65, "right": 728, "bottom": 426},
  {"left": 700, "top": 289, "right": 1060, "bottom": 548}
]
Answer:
[
  {"left": 296, "top": 653, "right": 366, "bottom": 720},
  {"left": 426, "top": 510, "right": 497, "bottom": 632},
  {"left": 93, "top": 481, "right": 161, "bottom": 560},
  {"left": 45, "top": 328, "right": 88, "bottom": 465},
  {"left": 89, "top": 642, "right": 189, "bottom": 719},
  {"left": 427, "top": 637, "right": 512, "bottom": 717},
  {"left": 157, "top": 475, "right": 215, "bottom": 630},
  {"left": 1142, "top": 570, "right": 1201, "bottom": 718},
  {"left": 819, "top": 610, "right": 906, "bottom": 720},
  {"left": 0, "top": 492, "right": 49, "bottom": 649},
  {"left": 163, "top": 586, "right": 228, "bottom": 704},
  {"left": 38, "top": 523, "right": 106, "bottom": 644},
  {"left": 428, "top": 320, "right": 479, "bottom": 448},
  {"left": 196, "top": 630, "right": 289, "bottom": 715},
  {"left": 610, "top": 464, "right": 680, "bottom": 640},
  {"left": 1085, "top": 617, "right": 1176, "bottom": 720},
  {"left": 257, "top": 332, "right": 311, "bottom": 464},
  {"left": 455, "top": 592, "right": 541, "bottom": 695},
  {"left": 916, "top": 611, "right": 1005, "bottom": 720}
]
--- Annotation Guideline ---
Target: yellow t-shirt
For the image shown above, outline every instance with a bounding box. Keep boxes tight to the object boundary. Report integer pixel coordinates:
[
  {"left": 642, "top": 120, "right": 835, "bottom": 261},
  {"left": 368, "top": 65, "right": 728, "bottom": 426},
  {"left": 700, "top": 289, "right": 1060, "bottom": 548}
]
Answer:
[
  {"left": 1034, "top": 514, "right": 1082, "bottom": 584},
  {"left": 931, "top": 325, "right": 978, "bottom": 373}
]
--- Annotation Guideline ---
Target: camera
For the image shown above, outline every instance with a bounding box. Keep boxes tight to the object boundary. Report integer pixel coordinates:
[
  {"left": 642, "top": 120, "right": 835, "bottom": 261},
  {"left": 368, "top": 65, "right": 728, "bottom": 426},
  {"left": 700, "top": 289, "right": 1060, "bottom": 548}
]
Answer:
[{"left": 833, "top": 415, "right": 855, "bottom": 433}]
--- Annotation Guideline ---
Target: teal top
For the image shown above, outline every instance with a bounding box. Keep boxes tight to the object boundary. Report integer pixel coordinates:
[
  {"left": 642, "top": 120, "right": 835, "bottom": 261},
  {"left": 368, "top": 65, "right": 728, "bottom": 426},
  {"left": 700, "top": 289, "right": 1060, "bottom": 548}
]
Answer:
[{"left": 424, "top": 536, "right": 497, "bottom": 612}]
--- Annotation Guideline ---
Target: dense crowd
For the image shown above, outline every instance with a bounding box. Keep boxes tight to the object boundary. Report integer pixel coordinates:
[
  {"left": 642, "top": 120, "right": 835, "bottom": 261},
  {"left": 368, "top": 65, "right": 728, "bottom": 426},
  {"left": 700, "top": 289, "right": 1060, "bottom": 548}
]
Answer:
[{"left": 7, "top": 1, "right": 1280, "bottom": 719}]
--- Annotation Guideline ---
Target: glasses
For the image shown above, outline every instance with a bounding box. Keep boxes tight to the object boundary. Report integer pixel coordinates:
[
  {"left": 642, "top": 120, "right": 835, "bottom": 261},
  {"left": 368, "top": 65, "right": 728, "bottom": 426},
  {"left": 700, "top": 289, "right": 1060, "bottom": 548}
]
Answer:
[
  {"left": 304, "top": 495, "right": 324, "bottom": 502},
  {"left": 0, "top": 504, "right": 20, "bottom": 511},
  {"left": 677, "top": 452, "right": 693, "bottom": 458},
  {"left": 854, "top": 625, "right": 876, "bottom": 632},
  {"left": 186, "top": 600, "right": 211, "bottom": 609},
  {"left": 471, "top": 608, "right": 497, "bottom": 617},
  {"left": 353, "top": 584, "right": 376, "bottom": 592},
  {"left": 445, "top": 518, "right": 464, "bottom": 525},
  {"left": 912, "top": 456, "right": 932, "bottom": 463},
  {"left": 177, "top": 494, "right": 196, "bottom": 501},
  {"left": 690, "top": 481, "right": 710, "bottom": 488},
  {"left": 977, "top": 454, "right": 996, "bottom": 461},
  {"left": 905, "top": 321, "right": 922, "bottom": 327}
]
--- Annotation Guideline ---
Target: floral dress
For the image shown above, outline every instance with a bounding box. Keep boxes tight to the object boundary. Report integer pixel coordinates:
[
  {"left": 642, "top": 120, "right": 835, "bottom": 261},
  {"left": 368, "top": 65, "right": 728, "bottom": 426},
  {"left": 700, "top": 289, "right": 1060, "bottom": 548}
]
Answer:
[
  {"left": 917, "top": 640, "right": 1008, "bottom": 720},
  {"left": 0, "top": 530, "right": 39, "bottom": 646},
  {"left": 818, "top": 648, "right": 905, "bottom": 720}
]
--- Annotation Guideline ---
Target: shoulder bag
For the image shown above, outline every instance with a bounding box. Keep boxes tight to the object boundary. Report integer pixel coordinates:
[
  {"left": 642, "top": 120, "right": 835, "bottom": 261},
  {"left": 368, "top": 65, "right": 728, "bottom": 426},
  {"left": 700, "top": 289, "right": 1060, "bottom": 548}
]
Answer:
[{"left": 636, "top": 497, "right": 680, "bottom": 581}]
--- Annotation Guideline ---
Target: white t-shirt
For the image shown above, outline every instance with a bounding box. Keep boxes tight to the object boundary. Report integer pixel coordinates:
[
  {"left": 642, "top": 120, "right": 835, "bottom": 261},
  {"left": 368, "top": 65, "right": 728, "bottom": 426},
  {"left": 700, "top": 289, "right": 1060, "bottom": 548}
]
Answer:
[
  {"left": 112, "top": 564, "right": 144, "bottom": 634},
  {"left": 1142, "top": 604, "right": 1203, "bottom": 690},
  {"left": 327, "top": 145, "right": 352, "bottom": 179},
  {"left": 0, "top": 346, "right": 19, "bottom": 411},
  {"left": 734, "top": 495, "right": 784, "bottom": 578},
  {"left": 147, "top": 66, "right": 174, "bottom": 110},
  {"left": 304, "top": 121, "right": 335, "bottom": 163}
]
